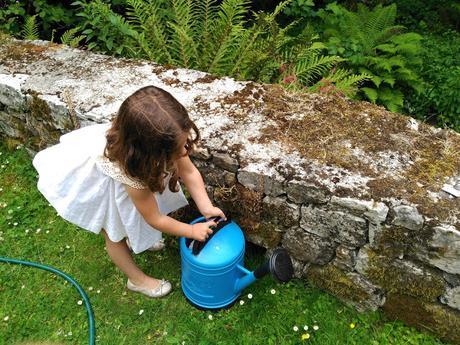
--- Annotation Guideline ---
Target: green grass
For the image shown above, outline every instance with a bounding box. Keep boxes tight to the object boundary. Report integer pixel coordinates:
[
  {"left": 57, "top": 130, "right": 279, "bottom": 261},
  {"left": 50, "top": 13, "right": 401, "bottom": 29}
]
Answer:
[{"left": 0, "top": 142, "right": 448, "bottom": 345}]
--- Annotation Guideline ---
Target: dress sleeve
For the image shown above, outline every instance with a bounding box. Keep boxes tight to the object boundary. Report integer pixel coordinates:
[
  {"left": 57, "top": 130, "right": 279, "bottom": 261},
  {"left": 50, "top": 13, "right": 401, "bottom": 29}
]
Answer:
[{"left": 95, "top": 155, "right": 147, "bottom": 190}]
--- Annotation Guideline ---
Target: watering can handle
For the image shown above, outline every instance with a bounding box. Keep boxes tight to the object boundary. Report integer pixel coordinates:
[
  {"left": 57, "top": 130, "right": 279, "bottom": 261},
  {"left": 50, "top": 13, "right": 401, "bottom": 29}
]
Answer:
[{"left": 191, "top": 217, "right": 232, "bottom": 255}]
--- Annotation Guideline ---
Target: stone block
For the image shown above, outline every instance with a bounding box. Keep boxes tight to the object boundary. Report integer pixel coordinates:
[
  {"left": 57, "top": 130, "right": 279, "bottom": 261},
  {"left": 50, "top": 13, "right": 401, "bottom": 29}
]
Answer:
[
  {"left": 331, "top": 196, "right": 388, "bottom": 223},
  {"left": 212, "top": 152, "right": 239, "bottom": 172},
  {"left": 286, "top": 180, "right": 330, "bottom": 204},
  {"left": 392, "top": 205, "right": 424, "bottom": 230},
  {"left": 307, "top": 264, "right": 385, "bottom": 312},
  {"left": 415, "top": 224, "right": 460, "bottom": 275},
  {"left": 300, "top": 205, "right": 367, "bottom": 247},
  {"left": 282, "top": 226, "right": 337, "bottom": 265},
  {"left": 262, "top": 195, "right": 300, "bottom": 229}
]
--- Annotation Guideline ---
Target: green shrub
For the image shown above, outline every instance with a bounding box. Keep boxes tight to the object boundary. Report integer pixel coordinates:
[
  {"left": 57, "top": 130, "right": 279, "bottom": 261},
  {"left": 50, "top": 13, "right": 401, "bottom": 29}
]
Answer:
[
  {"left": 317, "top": 2, "right": 423, "bottom": 112},
  {"left": 404, "top": 30, "right": 460, "bottom": 131},
  {"left": 68, "top": 0, "right": 367, "bottom": 96},
  {"left": 0, "top": 0, "right": 77, "bottom": 40}
]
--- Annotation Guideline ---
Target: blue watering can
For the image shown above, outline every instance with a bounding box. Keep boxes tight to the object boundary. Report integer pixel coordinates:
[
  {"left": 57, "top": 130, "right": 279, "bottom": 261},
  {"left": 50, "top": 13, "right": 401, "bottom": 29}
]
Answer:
[{"left": 180, "top": 216, "right": 293, "bottom": 310}]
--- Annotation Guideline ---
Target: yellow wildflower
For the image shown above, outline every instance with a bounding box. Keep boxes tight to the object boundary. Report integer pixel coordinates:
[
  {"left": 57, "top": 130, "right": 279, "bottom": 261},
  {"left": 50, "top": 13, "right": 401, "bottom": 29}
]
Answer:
[
  {"left": 350, "top": 322, "right": 356, "bottom": 329},
  {"left": 301, "top": 333, "right": 310, "bottom": 340}
]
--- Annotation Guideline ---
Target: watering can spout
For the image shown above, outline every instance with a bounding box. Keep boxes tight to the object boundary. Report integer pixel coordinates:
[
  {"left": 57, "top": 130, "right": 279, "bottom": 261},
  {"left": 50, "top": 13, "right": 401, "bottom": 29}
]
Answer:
[{"left": 234, "top": 248, "right": 294, "bottom": 294}]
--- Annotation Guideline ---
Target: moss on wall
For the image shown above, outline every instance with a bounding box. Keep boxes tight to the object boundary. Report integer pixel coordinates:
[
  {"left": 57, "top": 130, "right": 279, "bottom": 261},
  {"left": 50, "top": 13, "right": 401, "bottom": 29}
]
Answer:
[
  {"left": 307, "top": 264, "right": 375, "bottom": 306},
  {"left": 364, "top": 248, "right": 445, "bottom": 301},
  {"left": 384, "top": 294, "right": 460, "bottom": 345}
]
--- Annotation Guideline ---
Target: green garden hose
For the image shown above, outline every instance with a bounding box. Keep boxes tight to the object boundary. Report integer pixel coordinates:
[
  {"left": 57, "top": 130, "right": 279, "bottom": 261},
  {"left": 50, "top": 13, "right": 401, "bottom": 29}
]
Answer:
[{"left": 0, "top": 257, "right": 96, "bottom": 345}]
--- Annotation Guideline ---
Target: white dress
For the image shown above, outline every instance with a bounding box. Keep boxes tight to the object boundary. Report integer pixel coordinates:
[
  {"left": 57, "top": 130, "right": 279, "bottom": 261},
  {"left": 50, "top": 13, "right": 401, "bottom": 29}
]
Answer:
[{"left": 32, "top": 122, "right": 189, "bottom": 254}]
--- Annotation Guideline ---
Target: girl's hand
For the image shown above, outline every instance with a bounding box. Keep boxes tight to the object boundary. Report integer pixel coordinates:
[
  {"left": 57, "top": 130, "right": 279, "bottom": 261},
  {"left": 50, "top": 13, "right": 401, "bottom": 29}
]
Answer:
[
  {"left": 191, "top": 220, "right": 216, "bottom": 242},
  {"left": 202, "top": 206, "right": 227, "bottom": 221}
]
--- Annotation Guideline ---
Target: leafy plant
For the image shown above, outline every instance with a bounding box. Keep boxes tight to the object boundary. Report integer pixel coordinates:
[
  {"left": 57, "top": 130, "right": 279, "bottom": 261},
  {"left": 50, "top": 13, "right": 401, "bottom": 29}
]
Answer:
[
  {"left": 21, "top": 15, "right": 40, "bottom": 40},
  {"left": 69, "top": 0, "right": 363, "bottom": 95},
  {"left": 404, "top": 30, "right": 460, "bottom": 131},
  {"left": 318, "top": 2, "right": 423, "bottom": 112},
  {"left": 60, "top": 27, "right": 85, "bottom": 48}
]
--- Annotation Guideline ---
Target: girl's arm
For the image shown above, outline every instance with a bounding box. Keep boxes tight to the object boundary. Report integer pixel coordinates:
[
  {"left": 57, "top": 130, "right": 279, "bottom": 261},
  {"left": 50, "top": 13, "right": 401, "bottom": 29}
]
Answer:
[
  {"left": 124, "top": 185, "right": 215, "bottom": 241},
  {"left": 177, "top": 155, "right": 226, "bottom": 220}
]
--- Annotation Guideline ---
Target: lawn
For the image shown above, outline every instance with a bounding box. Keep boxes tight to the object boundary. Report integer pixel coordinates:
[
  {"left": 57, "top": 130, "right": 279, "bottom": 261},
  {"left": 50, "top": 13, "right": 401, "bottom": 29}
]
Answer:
[{"left": 0, "top": 142, "right": 448, "bottom": 345}]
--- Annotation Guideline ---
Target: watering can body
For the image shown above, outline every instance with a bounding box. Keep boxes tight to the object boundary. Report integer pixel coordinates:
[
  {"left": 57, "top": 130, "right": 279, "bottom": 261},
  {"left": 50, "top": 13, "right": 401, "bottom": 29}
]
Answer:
[{"left": 180, "top": 217, "right": 255, "bottom": 310}]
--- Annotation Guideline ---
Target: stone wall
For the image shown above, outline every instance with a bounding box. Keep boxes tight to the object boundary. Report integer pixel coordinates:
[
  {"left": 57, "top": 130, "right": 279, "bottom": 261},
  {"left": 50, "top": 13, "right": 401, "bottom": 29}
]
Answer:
[{"left": 1, "top": 38, "right": 460, "bottom": 344}]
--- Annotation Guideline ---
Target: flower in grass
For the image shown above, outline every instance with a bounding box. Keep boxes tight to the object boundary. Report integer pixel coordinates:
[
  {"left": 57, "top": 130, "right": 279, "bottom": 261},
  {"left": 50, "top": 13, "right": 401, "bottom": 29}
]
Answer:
[
  {"left": 21, "top": 285, "right": 25, "bottom": 289},
  {"left": 25, "top": 229, "right": 30, "bottom": 234},
  {"left": 301, "top": 333, "right": 310, "bottom": 341},
  {"left": 349, "top": 323, "right": 356, "bottom": 329},
  {"left": 68, "top": 331, "right": 72, "bottom": 336},
  {"left": 303, "top": 325, "right": 309, "bottom": 331},
  {"left": 46, "top": 230, "right": 49, "bottom": 234},
  {"left": 88, "top": 286, "right": 93, "bottom": 291},
  {"left": 313, "top": 325, "right": 319, "bottom": 331},
  {"left": 36, "top": 228, "right": 41, "bottom": 233},
  {"left": 3, "top": 316, "right": 9, "bottom": 321},
  {"left": 293, "top": 326, "right": 299, "bottom": 332},
  {"left": 13, "top": 222, "right": 18, "bottom": 226},
  {"left": 270, "top": 289, "right": 276, "bottom": 294},
  {"left": 208, "top": 314, "right": 213, "bottom": 320},
  {"left": 77, "top": 300, "right": 83, "bottom": 306},
  {"left": 139, "top": 309, "right": 144, "bottom": 316},
  {"left": 97, "top": 290, "right": 101, "bottom": 294},
  {"left": 0, "top": 188, "right": 3, "bottom": 192},
  {"left": 247, "top": 293, "right": 253, "bottom": 299}
]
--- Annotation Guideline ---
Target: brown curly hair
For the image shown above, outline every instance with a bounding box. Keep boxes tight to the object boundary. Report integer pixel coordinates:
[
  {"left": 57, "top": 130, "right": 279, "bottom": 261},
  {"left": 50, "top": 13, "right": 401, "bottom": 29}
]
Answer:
[{"left": 104, "top": 86, "right": 200, "bottom": 193}]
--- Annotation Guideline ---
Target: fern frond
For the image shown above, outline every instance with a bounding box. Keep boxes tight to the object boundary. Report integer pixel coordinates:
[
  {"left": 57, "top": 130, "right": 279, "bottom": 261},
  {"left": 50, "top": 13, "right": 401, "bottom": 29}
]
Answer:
[
  {"left": 22, "top": 15, "right": 39, "bottom": 40},
  {"left": 207, "top": 0, "right": 250, "bottom": 72},
  {"left": 61, "top": 27, "right": 85, "bottom": 48},
  {"left": 168, "top": 0, "right": 199, "bottom": 68},
  {"left": 294, "top": 50, "right": 343, "bottom": 85}
]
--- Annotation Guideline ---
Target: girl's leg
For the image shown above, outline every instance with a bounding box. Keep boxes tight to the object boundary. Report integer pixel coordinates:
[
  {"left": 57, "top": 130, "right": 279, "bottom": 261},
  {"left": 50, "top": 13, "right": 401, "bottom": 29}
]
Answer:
[{"left": 101, "top": 229, "right": 161, "bottom": 289}]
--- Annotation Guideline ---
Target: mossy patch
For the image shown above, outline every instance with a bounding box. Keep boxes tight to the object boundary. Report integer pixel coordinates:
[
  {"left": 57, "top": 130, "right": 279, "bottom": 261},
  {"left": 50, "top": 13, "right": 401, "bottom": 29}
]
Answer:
[
  {"left": 256, "top": 84, "right": 460, "bottom": 226},
  {"left": 384, "top": 294, "right": 460, "bottom": 345},
  {"left": 307, "top": 264, "right": 375, "bottom": 306},
  {"left": 364, "top": 247, "right": 445, "bottom": 301}
]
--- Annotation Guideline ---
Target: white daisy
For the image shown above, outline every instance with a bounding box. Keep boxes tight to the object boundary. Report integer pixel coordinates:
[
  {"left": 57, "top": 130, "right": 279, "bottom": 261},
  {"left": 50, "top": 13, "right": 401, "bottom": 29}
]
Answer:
[
  {"left": 13, "top": 222, "right": 17, "bottom": 226},
  {"left": 88, "top": 286, "right": 93, "bottom": 291},
  {"left": 3, "top": 316, "right": 9, "bottom": 321},
  {"left": 270, "top": 289, "right": 276, "bottom": 294},
  {"left": 65, "top": 245, "right": 70, "bottom": 249},
  {"left": 36, "top": 228, "right": 41, "bottom": 233},
  {"left": 247, "top": 293, "right": 253, "bottom": 299},
  {"left": 239, "top": 300, "right": 244, "bottom": 305},
  {"left": 293, "top": 326, "right": 299, "bottom": 332},
  {"left": 77, "top": 300, "right": 83, "bottom": 306},
  {"left": 304, "top": 325, "right": 309, "bottom": 331},
  {"left": 138, "top": 309, "right": 144, "bottom": 315},
  {"left": 313, "top": 325, "right": 319, "bottom": 331},
  {"left": 208, "top": 314, "right": 213, "bottom": 320},
  {"left": 97, "top": 290, "right": 101, "bottom": 294}
]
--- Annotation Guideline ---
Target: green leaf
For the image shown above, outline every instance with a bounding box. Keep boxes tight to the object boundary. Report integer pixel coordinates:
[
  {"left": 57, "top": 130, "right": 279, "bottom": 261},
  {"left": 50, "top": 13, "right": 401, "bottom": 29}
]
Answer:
[{"left": 362, "top": 87, "right": 378, "bottom": 103}]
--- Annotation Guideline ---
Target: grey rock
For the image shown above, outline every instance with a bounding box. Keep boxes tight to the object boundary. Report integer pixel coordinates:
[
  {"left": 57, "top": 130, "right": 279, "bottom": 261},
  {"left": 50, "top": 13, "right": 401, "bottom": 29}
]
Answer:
[
  {"left": 333, "top": 244, "right": 358, "bottom": 271},
  {"left": 443, "top": 272, "right": 460, "bottom": 287},
  {"left": 262, "top": 195, "right": 300, "bottom": 229},
  {"left": 264, "top": 175, "right": 285, "bottom": 197},
  {"left": 331, "top": 196, "right": 388, "bottom": 223},
  {"left": 212, "top": 152, "right": 239, "bottom": 172},
  {"left": 190, "top": 146, "right": 211, "bottom": 160},
  {"left": 300, "top": 205, "right": 368, "bottom": 246},
  {"left": 237, "top": 170, "right": 264, "bottom": 192},
  {"left": 392, "top": 205, "right": 424, "bottom": 230},
  {"left": 416, "top": 224, "right": 460, "bottom": 274},
  {"left": 440, "top": 286, "right": 460, "bottom": 311},
  {"left": 286, "top": 180, "right": 330, "bottom": 204},
  {"left": 282, "top": 226, "right": 337, "bottom": 265},
  {"left": 345, "top": 272, "right": 386, "bottom": 312}
]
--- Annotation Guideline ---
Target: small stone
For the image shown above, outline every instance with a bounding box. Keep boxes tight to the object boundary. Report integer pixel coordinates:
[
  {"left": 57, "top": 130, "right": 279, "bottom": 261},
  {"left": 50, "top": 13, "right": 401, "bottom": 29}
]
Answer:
[
  {"left": 212, "top": 152, "right": 239, "bottom": 172},
  {"left": 392, "top": 205, "right": 424, "bottom": 230}
]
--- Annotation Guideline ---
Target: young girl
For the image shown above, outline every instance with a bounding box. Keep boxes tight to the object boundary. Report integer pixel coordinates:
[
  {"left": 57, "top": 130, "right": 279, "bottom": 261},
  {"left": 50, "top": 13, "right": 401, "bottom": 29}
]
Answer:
[{"left": 32, "top": 85, "right": 226, "bottom": 298}]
